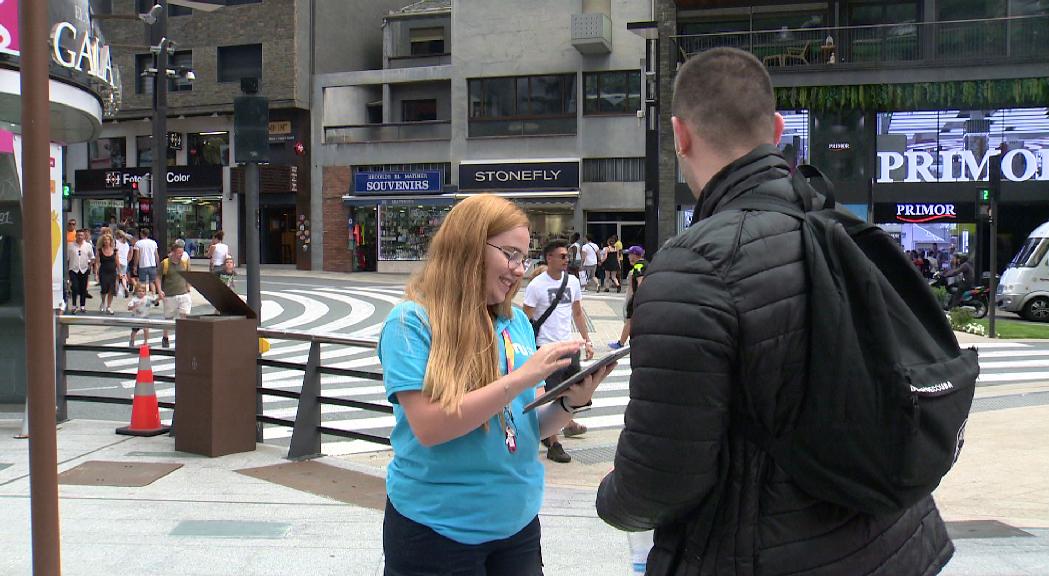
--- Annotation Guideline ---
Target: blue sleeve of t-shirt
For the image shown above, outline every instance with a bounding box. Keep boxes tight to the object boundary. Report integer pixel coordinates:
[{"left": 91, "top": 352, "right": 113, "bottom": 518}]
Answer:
[{"left": 378, "top": 302, "right": 432, "bottom": 404}]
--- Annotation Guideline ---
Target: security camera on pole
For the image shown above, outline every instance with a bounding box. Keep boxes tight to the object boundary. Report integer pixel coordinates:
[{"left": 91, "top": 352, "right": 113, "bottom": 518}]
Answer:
[{"left": 234, "top": 77, "right": 268, "bottom": 440}]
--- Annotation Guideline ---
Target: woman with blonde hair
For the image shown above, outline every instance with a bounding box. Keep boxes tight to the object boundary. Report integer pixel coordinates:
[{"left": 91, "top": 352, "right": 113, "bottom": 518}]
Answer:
[
  {"left": 95, "top": 233, "right": 118, "bottom": 314},
  {"left": 377, "top": 194, "right": 614, "bottom": 574}
]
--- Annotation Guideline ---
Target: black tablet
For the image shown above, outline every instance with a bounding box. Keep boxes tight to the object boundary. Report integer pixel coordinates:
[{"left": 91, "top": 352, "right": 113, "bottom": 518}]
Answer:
[{"left": 523, "top": 345, "right": 630, "bottom": 412}]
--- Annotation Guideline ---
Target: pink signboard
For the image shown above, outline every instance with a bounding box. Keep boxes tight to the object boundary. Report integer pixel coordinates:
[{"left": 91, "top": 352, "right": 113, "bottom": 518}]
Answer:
[
  {"left": 0, "top": 0, "right": 19, "bottom": 56},
  {"left": 0, "top": 129, "right": 12, "bottom": 154}
]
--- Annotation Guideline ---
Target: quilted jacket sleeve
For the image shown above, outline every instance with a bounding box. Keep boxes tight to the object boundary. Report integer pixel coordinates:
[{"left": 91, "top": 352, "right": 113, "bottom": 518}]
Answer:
[{"left": 596, "top": 243, "right": 738, "bottom": 531}]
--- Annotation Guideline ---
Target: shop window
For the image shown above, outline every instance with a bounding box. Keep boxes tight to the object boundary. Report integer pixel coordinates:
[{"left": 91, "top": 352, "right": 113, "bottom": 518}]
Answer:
[
  {"left": 583, "top": 158, "right": 644, "bottom": 182},
  {"left": 378, "top": 205, "right": 450, "bottom": 261},
  {"left": 583, "top": 71, "right": 641, "bottom": 115},
  {"left": 402, "top": 99, "right": 438, "bottom": 122},
  {"left": 88, "top": 137, "right": 127, "bottom": 169},
  {"left": 136, "top": 135, "right": 177, "bottom": 168},
  {"left": 187, "top": 132, "right": 230, "bottom": 167},
  {"left": 937, "top": 0, "right": 1006, "bottom": 20},
  {"left": 217, "top": 44, "right": 262, "bottom": 83},
  {"left": 409, "top": 27, "right": 445, "bottom": 56},
  {"left": 167, "top": 198, "right": 222, "bottom": 259},
  {"left": 468, "top": 74, "right": 577, "bottom": 137}
]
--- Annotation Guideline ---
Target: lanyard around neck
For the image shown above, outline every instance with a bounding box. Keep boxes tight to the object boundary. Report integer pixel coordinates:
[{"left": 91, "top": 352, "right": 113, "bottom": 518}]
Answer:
[{"left": 501, "top": 328, "right": 514, "bottom": 374}]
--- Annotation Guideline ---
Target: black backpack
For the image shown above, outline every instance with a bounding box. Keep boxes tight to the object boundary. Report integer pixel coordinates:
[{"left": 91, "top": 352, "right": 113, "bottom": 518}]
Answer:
[{"left": 726, "top": 165, "right": 978, "bottom": 515}]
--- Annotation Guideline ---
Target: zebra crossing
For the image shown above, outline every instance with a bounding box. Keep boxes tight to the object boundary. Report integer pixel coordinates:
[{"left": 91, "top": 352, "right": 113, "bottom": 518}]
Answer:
[{"left": 73, "top": 282, "right": 1049, "bottom": 456}]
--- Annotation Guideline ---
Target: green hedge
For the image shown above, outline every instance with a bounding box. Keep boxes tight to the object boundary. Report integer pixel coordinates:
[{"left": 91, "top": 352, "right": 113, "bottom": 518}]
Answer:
[{"left": 775, "top": 78, "right": 1049, "bottom": 112}]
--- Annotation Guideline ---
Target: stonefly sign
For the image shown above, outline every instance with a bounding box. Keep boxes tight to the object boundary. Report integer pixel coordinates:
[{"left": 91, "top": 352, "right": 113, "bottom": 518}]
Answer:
[{"left": 354, "top": 171, "right": 443, "bottom": 194}]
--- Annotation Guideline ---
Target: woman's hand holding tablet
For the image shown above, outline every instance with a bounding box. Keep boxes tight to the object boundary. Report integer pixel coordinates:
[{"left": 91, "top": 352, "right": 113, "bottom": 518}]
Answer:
[{"left": 524, "top": 345, "right": 630, "bottom": 412}]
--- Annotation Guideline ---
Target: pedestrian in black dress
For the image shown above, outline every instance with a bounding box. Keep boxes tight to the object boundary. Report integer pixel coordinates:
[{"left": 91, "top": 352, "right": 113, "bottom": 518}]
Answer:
[{"left": 96, "top": 234, "right": 118, "bottom": 314}]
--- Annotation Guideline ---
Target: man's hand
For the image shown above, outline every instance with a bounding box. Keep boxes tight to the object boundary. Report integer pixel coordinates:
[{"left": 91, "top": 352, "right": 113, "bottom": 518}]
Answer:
[{"left": 584, "top": 340, "right": 594, "bottom": 360}]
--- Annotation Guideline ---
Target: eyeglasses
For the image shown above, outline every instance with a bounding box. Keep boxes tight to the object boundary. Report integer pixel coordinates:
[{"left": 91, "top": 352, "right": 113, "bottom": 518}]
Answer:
[
  {"left": 487, "top": 242, "right": 530, "bottom": 272},
  {"left": 557, "top": 254, "right": 568, "bottom": 260}
]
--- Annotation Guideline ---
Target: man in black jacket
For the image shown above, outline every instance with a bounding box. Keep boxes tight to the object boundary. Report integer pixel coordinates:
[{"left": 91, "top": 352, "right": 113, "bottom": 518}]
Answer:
[{"left": 596, "top": 47, "right": 953, "bottom": 576}]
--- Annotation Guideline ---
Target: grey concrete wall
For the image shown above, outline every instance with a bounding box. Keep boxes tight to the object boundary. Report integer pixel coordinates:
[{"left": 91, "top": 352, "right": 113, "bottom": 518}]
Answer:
[{"left": 313, "top": 0, "right": 406, "bottom": 74}]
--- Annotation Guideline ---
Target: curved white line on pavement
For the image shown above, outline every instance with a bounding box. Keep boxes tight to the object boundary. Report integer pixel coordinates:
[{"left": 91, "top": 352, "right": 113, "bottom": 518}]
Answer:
[
  {"left": 316, "top": 286, "right": 405, "bottom": 306},
  {"left": 261, "top": 299, "right": 284, "bottom": 323},
  {"left": 284, "top": 289, "right": 375, "bottom": 334},
  {"left": 262, "top": 291, "right": 330, "bottom": 330}
]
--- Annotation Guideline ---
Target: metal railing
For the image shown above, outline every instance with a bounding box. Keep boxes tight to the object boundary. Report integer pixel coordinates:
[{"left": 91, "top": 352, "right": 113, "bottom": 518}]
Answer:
[
  {"left": 57, "top": 315, "right": 388, "bottom": 460},
  {"left": 672, "top": 15, "right": 1049, "bottom": 68},
  {"left": 325, "top": 120, "right": 451, "bottom": 144}
]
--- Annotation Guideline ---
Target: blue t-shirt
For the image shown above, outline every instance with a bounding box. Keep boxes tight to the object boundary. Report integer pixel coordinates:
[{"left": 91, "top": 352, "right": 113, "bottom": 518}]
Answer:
[{"left": 377, "top": 301, "right": 545, "bottom": 545}]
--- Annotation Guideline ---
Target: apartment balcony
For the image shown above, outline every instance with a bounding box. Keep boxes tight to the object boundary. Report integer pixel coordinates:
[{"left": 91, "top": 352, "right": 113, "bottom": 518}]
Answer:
[
  {"left": 672, "top": 15, "right": 1048, "bottom": 75},
  {"left": 324, "top": 120, "right": 451, "bottom": 144}
]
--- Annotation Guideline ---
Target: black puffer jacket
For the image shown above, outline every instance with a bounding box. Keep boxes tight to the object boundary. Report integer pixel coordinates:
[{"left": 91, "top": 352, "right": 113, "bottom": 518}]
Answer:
[{"left": 596, "top": 146, "right": 954, "bottom": 576}]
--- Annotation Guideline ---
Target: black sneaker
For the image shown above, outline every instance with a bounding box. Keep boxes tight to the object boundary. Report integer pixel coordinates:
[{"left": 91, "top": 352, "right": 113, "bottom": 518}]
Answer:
[
  {"left": 162, "top": 336, "right": 170, "bottom": 348},
  {"left": 546, "top": 443, "right": 571, "bottom": 463}
]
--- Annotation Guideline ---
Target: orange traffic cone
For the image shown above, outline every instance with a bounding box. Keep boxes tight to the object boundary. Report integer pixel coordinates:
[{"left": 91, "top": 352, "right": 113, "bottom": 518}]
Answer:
[{"left": 116, "top": 345, "right": 170, "bottom": 437}]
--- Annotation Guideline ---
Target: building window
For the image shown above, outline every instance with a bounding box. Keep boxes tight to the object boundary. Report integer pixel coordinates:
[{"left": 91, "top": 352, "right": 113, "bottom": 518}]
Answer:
[
  {"left": 169, "top": 50, "right": 193, "bottom": 92},
  {"left": 218, "top": 44, "right": 262, "bottom": 83},
  {"left": 583, "top": 71, "right": 641, "bottom": 115},
  {"left": 187, "top": 132, "right": 230, "bottom": 166},
  {"left": 135, "top": 54, "right": 153, "bottom": 95},
  {"left": 583, "top": 158, "right": 645, "bottom": 182},
  {"left": 409, "top": 27, "right": 445, "bottom": 56},
  {"left": 468, "top": 74, "right": 577, "bottom": 137},
  {"left": 136, "top": 0, "right": 191, "bottom": 16},
  {"left": 402, "top": 99, "right": 437, "bottom": 122},
  {"left": 136, "top": 135, "right": 177, "bottom": 168},
  {"left": 88, "top": 137, "right": 127, "bottom": 170}
]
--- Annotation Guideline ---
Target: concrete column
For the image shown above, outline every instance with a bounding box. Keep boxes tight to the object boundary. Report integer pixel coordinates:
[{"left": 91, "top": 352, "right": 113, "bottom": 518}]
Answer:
[{"left": 657, "top": 0, "right": 678, "bottom": 249}]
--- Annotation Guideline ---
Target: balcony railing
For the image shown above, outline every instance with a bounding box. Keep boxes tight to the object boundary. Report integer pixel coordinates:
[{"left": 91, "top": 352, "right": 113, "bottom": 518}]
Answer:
[
  {"left": 325, "top": 120, "right": 451, "bottom": 144},
  {"left": 672, "top": 15, "right": 1049, "bottom": 69}
]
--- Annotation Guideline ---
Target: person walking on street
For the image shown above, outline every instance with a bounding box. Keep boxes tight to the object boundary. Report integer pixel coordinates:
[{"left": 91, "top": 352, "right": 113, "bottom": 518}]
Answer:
[
  {"left": 67, "top": 229, "right": 94, "bottom": 314},
  {"left": 376, "top": 194, "right": 614, "bottom": 575},
  {"left": 95, "top": 233, "right": 118, "bottom": 314},
  {"left": 115, "top": 231, "right": 131, "bottom": 297},
  {"left": 132, "top": 227, "right": 161, "bottom": 299},
  {"left": 580, "top": 234, "right": 600, "bottom": 291},
  {"left": 207, "top": 230, "right": 230, "bottom": 273},
  {"left": 127, "top": 282, "right": 156, "bottom": 348},
  {"left": 602, "top": 236, "right": 622, "bottom": 292},
  {"left": 608, "top": 246, "right": 645, "bottom": 350},
  {"left": 568, "top": 232, "right": 583, "bottom": 278},
  {"left": 524, "top": 239, "right": 594, "bottom": 464},
  {"left": 158, "top": 239, "right": 192, "bottom": 348},
  {"left": 596, "top": 48, "right": 953, "bottom": 576},
  {"left": 943, "top": 252, "right": 975, "bottom": 310}
]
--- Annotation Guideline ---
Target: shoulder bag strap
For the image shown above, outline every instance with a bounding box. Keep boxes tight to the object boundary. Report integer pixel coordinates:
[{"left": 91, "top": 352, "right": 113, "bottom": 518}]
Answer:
[{"left": 532, "top": 272, "right": 570, "bottom": 334}]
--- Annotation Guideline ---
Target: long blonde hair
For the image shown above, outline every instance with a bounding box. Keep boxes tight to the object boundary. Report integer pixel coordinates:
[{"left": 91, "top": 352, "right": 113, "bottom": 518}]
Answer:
[{"left": 405, "top": 194, "right": 529, "bottom": 414}]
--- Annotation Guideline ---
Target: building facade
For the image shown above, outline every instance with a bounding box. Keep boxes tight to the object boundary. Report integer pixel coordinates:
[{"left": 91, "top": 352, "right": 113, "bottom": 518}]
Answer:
[
  {"left": 314, "top": 0, "right": 650, "bottom": 273},
  {"left": 654, "top": 0, "right": 1049, "bottom": 276},
  {"left": 68, "top": 0, "right": 316, "bottom": 267}
]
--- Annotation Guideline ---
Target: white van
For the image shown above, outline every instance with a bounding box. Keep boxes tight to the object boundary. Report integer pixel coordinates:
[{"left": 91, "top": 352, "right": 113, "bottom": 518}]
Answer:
[{"left": 998, "top": 221, "right": 1049, "bottom": 322}]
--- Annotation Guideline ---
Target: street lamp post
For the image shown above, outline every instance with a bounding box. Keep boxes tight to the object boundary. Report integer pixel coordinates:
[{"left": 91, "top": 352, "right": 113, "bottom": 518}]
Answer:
[{"left": 150, "top": 1, "right": 170, "bottom": 252}]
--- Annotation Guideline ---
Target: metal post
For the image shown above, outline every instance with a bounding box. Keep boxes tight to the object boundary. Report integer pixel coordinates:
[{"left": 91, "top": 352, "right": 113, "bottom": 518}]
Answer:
[
  {"left": 643, "top": 38, "right": 659, "bottom": 254},
  {"left": 151, "top": 0, "right": 169, "bottom": 253},
  {"left": 246, "top": 162, "right": 262, "bottom": 440},
  {"left": 988, "top": 154, "right": 1002, "bottom": 339},
  {"left": 20, "top": 0, "right": 62, "bottom": 572},
  {"left": 288, "top": 341, "right": 322, "bottom": 460},
  {"left": 56, "top": 321, "right": 68, "bottom": 423}
]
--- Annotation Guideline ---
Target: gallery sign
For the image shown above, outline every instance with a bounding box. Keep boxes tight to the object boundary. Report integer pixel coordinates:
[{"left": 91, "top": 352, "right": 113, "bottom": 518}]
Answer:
[
  {"left": 458, "top": 160, "right": 579, "bottom": 191},
  {"left": 353, "top": 171, "right": 443, "bottom": 194},
  {"left": 873, "top": 202, "right": 976, "bottom": 224},
  {"left": 877, "top": 149, "right": 1049, "bottom": 183}
]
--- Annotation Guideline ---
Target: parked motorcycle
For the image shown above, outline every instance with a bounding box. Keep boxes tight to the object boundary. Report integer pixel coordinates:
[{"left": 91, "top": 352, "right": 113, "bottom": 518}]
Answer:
[{"left": 930, "top": 273, "right": 989, "bottom": 318}]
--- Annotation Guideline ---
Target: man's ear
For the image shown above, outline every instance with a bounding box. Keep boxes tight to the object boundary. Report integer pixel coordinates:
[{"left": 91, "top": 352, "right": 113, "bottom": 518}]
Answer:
[
  {"left": 772, "top": 112, "right": 785, "bottom": 146},
  {"left": 671, "top": 116, "right": 692, "bottom": 156}
]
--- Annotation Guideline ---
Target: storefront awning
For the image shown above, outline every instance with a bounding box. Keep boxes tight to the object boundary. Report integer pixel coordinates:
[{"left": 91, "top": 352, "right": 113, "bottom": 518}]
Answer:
[{"left": 342, "top": 194, "right": 456, "bottom": 207}]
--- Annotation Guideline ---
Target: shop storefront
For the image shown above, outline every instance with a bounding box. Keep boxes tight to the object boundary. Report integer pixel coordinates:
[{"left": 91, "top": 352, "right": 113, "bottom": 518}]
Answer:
[
  {"left": 873, "top": 202, "right": 977, "bottom": 271},
  {"left": 343, "top": 170, "right": 451, "bottom": 273},
  {"left": 73, "top": 166, "right": 223, "bottom": 258},
  {"left": 458, "top": 160, "right": 580, "bottom": 261}
]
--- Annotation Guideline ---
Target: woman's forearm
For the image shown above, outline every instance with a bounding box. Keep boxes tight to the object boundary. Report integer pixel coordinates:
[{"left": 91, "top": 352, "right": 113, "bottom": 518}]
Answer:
[
  {"left": 538, "top": 401, "right": 574, "bottom": 438},
  {"left": 399, "top": 370, "right": 535, "bottom": 447}
]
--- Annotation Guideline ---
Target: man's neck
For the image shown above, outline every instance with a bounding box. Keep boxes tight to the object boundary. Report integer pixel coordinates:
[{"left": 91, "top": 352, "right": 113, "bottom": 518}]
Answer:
[{"left": 546, "top": 269, "right": 563, "bottom": 281}]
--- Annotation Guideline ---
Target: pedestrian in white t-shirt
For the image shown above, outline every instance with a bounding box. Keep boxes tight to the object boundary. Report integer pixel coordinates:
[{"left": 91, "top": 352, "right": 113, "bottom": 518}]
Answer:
[
  {"left": 207, "top": 230, "right": 230, "bottom": 273},
  {"left": 115, "top": 231, "right": 131, "bottom": 296},
  {"left": 523, "top": 239, "right": 594, "bottom": 464},
  {"left": 132, "top": 227, "right": 161, "bottom": 298},
  {"left": 580, "top": 235, "right": 600, "bottom": 291}
]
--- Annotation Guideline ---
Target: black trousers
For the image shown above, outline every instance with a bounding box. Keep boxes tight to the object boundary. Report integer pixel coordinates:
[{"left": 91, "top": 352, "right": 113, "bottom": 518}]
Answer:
[
  {"left": 70, "top": 271, "right": 89, "bottom": 307},
  {"left": 383, "top": 499, "right": 543, "bottom": 576}
]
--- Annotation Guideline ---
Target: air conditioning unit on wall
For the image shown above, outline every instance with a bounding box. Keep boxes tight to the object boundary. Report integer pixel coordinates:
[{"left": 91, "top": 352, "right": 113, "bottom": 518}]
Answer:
[{"left": 571, "top": 13, "right": 612, "bottom": 55}]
